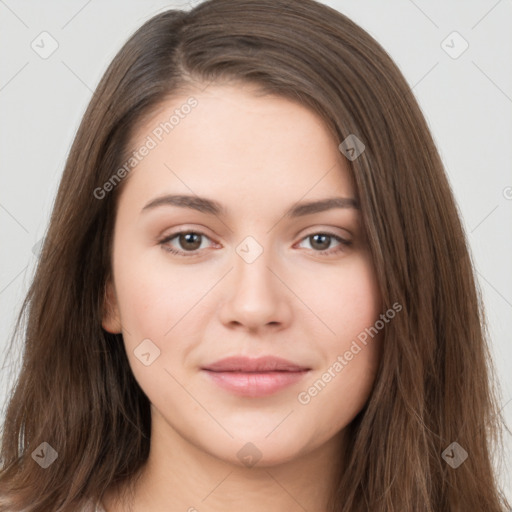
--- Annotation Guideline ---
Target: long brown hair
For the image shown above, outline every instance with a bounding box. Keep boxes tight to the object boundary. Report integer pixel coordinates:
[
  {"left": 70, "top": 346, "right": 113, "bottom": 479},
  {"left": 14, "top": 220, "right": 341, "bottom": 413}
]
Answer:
[{"left": 1, "top": 1, "right": 509, "bottom": 510}]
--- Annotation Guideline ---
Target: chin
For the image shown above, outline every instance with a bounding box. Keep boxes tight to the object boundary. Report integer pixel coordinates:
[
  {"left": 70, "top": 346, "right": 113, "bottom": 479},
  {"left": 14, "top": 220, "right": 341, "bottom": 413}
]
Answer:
[{"left": 207, "top": 432, "right": 314, "bottom": 469}]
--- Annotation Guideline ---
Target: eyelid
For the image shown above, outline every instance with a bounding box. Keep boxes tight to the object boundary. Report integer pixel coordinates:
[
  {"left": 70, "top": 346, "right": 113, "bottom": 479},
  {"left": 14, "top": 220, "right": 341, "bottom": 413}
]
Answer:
[{"left": 299, "top": 225, "right": 352, "bottom": 239}]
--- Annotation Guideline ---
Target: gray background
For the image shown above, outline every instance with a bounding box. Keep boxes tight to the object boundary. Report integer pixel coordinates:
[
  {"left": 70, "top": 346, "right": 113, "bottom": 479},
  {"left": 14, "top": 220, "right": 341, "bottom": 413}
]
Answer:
[{"left": 1, "top": 0, "right": 511, "bottom": 499}]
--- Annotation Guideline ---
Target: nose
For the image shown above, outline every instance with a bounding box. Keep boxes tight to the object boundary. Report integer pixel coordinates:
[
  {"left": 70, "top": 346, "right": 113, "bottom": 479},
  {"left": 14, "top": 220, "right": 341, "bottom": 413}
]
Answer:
[{"left": 218, "top": 241, "right": 293, "bottom": 334}]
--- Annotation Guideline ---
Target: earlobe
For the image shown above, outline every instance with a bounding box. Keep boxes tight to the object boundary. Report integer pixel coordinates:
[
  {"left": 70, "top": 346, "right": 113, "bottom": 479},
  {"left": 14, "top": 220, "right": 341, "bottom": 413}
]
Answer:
[{"left": 101, "top": 280, "right": 122, "bottom": 334}]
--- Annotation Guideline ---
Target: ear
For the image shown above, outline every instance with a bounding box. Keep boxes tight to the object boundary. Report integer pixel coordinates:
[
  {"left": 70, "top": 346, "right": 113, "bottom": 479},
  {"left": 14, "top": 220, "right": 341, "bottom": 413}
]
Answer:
[{"left": 101, "top": 279, "right": 122, "bottom": 334}]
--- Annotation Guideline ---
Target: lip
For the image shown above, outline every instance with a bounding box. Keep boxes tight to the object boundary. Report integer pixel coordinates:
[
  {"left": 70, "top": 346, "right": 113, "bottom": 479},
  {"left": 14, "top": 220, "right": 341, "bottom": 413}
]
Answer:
[
  {"left": 202, "top": 355, "right": 310, "bottom": 372},
  {"left": 201, "top": 356, "right": 311, "bottom": 397}
]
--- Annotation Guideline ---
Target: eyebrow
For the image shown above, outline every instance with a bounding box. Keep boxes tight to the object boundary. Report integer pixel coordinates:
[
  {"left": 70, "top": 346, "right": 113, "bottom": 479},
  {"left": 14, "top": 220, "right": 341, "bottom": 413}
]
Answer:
[{"left": 141, "top": 194, "right": 359, "bottom": 218}]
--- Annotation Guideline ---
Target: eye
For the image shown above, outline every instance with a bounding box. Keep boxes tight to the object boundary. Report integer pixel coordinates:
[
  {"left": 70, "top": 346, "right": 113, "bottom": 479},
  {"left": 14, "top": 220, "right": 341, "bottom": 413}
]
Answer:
[
  {"left": 296, "top": 232, "right": 352, "bottom": 256},
  {"left": 158, "top": 230, "right": 352, "bottom": 257},
  {"left": 159, "top": 230, "right": 215, "bottom": 256}
]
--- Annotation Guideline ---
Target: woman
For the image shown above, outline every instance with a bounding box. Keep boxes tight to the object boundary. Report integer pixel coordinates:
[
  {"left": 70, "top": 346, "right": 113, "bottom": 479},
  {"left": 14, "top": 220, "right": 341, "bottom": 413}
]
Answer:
[{"left": 0, "top": 0, "right": 509, "bottom": 510}]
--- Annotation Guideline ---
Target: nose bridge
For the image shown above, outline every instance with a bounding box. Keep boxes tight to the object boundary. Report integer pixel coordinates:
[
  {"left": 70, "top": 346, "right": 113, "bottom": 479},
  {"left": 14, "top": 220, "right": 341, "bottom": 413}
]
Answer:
[
  {"left": 233, "top": 233, "right": 276, "bottom": 296},
  {"left": 218, "top": 232, "right": 291, "bottom": 330}
]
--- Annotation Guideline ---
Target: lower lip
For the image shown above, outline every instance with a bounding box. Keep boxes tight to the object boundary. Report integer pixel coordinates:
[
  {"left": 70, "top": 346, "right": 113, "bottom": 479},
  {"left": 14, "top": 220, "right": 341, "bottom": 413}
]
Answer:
[{"left": 202, "top": 370, "right": 309, "bottom": 397}]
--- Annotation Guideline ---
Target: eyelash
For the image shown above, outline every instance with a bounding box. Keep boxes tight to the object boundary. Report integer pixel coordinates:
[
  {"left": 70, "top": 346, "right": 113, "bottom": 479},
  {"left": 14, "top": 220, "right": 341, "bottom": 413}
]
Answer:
[{"left": 158, "top": 230, "right": 352, "bottom": 257}]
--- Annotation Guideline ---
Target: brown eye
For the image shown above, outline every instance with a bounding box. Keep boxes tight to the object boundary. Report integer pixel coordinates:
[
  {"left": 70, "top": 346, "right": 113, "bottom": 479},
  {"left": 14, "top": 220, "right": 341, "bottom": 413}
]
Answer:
[
  {"left": 177, "top": 232, "right": 202, "bottom": 251},
  {"left": 309, "top": 233, "right": 331, "bottom": 251},
  {"left": 159, "top": 231, "right": 213, "bottom": 256},
  {"left": 297, "top": 232, "right": 352, "bottom": 255}
]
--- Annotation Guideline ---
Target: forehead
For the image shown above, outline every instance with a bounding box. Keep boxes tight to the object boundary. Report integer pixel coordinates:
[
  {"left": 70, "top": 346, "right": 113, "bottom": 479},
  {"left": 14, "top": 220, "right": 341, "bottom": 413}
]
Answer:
[
  {"left": 132, "top": 82, "right": 339, "bottom": 150},
  {"left": 120, "top": 83, "right": 355, "bottom": 213}
]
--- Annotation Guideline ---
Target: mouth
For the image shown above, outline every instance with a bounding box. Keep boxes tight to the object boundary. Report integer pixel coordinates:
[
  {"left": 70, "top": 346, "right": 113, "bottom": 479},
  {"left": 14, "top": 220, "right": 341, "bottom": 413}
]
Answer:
[{"left": 201, "top": 356, "right": 311, "bottom": 397}]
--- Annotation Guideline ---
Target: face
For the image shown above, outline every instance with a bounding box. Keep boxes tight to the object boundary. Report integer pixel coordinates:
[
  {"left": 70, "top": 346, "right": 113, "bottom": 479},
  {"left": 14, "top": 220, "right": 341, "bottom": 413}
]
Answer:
[{"left": 102, "top": 82, "right": 383, "bottom": 467}]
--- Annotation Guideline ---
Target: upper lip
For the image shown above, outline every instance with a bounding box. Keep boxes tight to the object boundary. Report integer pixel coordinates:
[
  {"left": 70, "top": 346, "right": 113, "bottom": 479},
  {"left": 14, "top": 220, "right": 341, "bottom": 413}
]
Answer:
[{"left": 201, "top": 356, "right": 310, "bottom": 373}]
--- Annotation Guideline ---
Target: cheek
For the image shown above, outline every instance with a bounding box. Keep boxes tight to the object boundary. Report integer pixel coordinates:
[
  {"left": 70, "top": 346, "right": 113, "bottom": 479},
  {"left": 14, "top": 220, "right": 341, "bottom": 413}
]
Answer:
[
  {"left": 312, "top": 252, "right": 382, "bottom": 341},
  {"left": 298, "top": 254, "right": 383, "bottom": 423},
  {"left": 335, "top": 257, "right": 382, "bottom": 380},
  {"left": 113, "top": 268, "right": 196, "bottom": 396},
  {"left": 113, "top": 246, "right": 198, "bottom": 336},
  {"left": 298, "top": 328, "right": 383, "bottom": 443}
]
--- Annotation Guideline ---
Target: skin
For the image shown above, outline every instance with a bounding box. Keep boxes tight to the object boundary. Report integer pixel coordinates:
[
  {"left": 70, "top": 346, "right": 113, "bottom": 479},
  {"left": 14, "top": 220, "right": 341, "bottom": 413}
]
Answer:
[{"left": 101, "top": 82, "right": 383, "bottom": 512}]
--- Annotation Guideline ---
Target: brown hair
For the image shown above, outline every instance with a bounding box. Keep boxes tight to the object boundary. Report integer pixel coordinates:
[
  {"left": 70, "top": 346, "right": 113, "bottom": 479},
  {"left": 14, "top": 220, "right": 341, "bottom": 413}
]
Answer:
[{"left": 0, "top": 0, "right": 509, "bottom": 510}]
